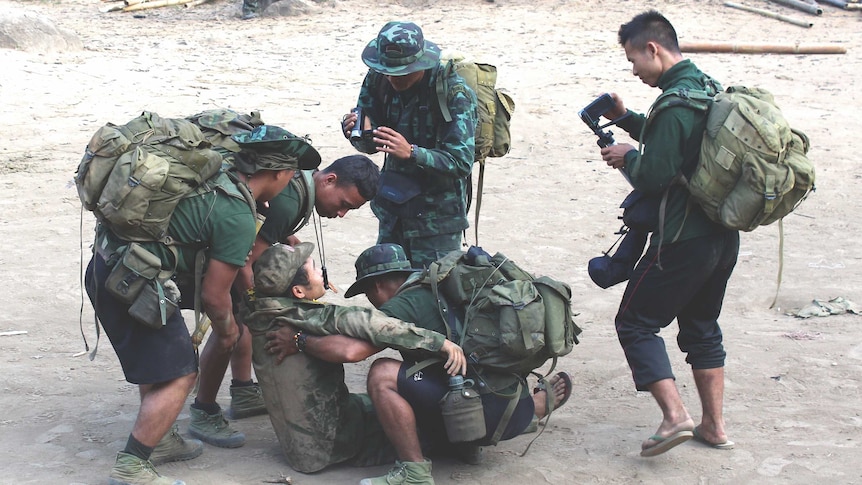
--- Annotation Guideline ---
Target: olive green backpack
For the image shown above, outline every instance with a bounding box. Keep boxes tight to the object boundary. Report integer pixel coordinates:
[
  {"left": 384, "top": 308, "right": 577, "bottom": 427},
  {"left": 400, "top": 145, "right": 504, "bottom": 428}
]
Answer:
[{"left": 646, "top": 85, "right": 816, "bottom": 305}]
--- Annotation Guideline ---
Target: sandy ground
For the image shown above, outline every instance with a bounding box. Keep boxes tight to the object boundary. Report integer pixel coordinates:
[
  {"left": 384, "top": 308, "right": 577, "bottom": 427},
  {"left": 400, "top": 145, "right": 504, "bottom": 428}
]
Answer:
[{"left": 1, "top": 0, "right": 861, "bottom": 483}]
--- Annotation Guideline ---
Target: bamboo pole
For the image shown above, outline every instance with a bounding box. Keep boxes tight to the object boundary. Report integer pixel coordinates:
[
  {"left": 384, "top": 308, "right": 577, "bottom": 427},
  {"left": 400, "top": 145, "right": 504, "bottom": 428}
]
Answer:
[
  {"left": 765, "top": 0, "right": 823, "bottom": 14},
  {"left": 680, "top": 42, "right": 846, "bottom": 54},
  {"left": 725, "top": 2, "right": 813, "bottom": 27},
  {"left": 845, "top": 2, "right": 862, "bottom": 8},
  {"left": 122, "top": 0, "right": 196, "bottom": 11},
  {"left": 183, "top": 0, "right": 210, "bottom": 7},
  {"left": 818, "top": 0, "right": 848, "bottom": 8}
]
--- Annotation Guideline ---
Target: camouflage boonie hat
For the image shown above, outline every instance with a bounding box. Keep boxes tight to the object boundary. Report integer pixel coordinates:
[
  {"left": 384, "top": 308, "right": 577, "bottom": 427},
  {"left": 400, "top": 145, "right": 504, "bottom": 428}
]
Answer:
[
  {"left": 253, "top": 242, "right": 315, "bottom": 297},
  {"left": 232, "top": 125, "right": 322, "bottom": 170},
  {"left": 344, "top": 243, "right": 420, "bottom": 298},
  {"left": 361, "top": 21, "right": 441, "bottom": 76}
]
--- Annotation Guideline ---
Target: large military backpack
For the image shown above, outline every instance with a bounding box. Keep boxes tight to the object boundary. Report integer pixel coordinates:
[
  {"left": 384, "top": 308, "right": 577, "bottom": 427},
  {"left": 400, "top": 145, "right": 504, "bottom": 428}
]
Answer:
[
  {"left": 401, "top": 245, "right": 580, "bottom": 445},
  {"left": 648, "top": 85, "right": 815, "bottom": 232},
  {"left": 405, "top": 246, "right": 580, "bottom": 377},
  {"left": 186, "top": 108, "right": 265, "bottom": 153},
  {"left": 75, "top": 111, "right": 230, "bottom": 243},
  {"left": 646, "top": 84, "right": 815, "bottom": 306}
]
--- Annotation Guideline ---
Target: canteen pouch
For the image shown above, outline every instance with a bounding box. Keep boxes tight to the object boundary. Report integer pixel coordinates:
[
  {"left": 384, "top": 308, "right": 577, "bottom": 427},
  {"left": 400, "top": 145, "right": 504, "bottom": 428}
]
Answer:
[
  {"left": 105, "top": 242, "right": 163, "bottom": 304},
  {"left": 128, "top": 280, "right": 178, "bottom": 329},
  {"left": 440, "top": 381, "right": 486, "bottom": 443}
]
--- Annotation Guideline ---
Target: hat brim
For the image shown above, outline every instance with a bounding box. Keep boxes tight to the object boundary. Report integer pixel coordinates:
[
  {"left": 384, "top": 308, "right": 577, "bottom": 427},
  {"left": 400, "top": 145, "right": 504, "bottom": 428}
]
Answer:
[
  {"left": 236, "top": 138, "right": 322, "bottom": 170},
  {"left": 361, "top": 39, "right": 441, "bottom": 76},
  {"left": 344, "top": 267, "right": 420, "bottom": 298}
]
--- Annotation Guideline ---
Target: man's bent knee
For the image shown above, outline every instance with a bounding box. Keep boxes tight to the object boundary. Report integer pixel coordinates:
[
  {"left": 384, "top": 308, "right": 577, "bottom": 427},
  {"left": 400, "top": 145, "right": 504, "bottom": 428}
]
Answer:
[{"left": 367, "top": 358, "right": 401, "bottom": 392}]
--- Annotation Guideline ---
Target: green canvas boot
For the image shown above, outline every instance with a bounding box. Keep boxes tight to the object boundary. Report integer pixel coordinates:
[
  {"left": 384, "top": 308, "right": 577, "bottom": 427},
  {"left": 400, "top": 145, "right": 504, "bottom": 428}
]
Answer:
[
  {"left": 188, "top": 406, "right": 246, "bottom": 448},
  {"left": 149, "top": 425, "right": 204, "bottom": 466},
  {"left": 108, "top": 451, "right": 184, "bottom": 485},
  {"left": 359, "top": 459, "right": 434, "bottom": 485},
  {"left": 227, "top": 383, "right": 268, "bottom": 419}
]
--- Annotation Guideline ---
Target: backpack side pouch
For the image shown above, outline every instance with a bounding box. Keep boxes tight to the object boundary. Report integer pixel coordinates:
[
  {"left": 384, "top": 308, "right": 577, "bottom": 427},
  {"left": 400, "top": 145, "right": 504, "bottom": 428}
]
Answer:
[
  {"left": 104, "top": 242, "right": 163, "bottom": 304},
  {"left": 128, "top": 280, "right": 179, "bottom": 329}
]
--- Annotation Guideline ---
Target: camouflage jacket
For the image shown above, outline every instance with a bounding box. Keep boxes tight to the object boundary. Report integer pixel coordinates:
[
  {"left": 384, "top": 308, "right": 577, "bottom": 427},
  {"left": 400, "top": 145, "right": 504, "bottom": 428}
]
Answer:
[
  {"left": 351, "top": 66, "right": 478, "bottom": 238},
  {"left": 246, "top": 297, "right": 433, "bottom": 472}
]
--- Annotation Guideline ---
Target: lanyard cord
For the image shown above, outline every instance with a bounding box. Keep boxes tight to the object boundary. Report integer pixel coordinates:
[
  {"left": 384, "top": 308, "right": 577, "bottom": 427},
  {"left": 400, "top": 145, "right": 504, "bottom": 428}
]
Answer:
[{"left": 311, "top": 210, "right": 329, "bottom": 290}]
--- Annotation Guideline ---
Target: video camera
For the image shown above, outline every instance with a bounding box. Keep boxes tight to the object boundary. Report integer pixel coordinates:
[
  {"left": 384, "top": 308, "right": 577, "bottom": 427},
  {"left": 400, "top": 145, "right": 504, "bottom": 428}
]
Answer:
[{"left": 579, "top": 93, "right": 630, "bottom": 148}]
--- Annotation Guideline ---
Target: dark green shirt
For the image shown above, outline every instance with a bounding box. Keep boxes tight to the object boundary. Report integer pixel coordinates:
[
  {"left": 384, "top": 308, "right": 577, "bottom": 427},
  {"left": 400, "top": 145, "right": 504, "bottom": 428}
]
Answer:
[
  {"left": 617, "top": 59, "right": 728, "bottom": 245},
  {"left": 256, "top": 171, "right": 314, "bottom": 245}
]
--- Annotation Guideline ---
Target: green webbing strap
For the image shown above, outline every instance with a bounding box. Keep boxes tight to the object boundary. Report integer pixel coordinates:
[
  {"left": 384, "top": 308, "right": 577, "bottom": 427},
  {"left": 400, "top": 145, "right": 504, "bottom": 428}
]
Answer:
[
  {"left": 436, "top": 60, "right": 454, "bottom": 123},
  {"left": 429, "top": 263, "right": 452, "bottom": 340},
  {"left": 489, "top": 380, "right": 522, "bottom": 446},
  {"left": 473, "top": 158, "right": 485, "bottom": 246},
  {"left": 404, "top": 358, "right": 444, "bottom": 378},
  {"left": 156, "top": 280, "right": 168, "bottom": 327},
  {"left": 192, "top": 247, "right": 207, "bottom": 354},
  {"left": 519, "top": 373, "right": 554, "bottom": 457},
  {"left": 770, "top": 218, "right": 785, "bottom": 309}
]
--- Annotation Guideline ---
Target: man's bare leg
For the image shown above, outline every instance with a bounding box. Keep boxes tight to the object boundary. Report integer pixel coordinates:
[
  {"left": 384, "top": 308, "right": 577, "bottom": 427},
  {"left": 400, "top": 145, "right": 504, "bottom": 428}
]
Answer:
[
  {"left": 229, "top": 329, "right": 253, "bottom": 382},
  {"left": 134, "top": 372, "right": 197, "bottom": 446},
  {"left": 366, "top": 358, "right": 423, "bottom": 462},
  {"left": 693, "top": 367, "right": 729, "bottom": 444},
  {"left": 642, "top": 378, "right": 695, "bottom": 451}
]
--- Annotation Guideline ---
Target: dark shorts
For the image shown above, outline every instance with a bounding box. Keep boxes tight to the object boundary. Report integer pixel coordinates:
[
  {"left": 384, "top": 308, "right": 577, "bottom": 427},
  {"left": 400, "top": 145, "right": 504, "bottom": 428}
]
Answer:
[
  {"left": 85, "top": 254, "right": 198, "bottom": 385},
  {"left": 397, "top": 362, "right": 534, "bottom": 448}
]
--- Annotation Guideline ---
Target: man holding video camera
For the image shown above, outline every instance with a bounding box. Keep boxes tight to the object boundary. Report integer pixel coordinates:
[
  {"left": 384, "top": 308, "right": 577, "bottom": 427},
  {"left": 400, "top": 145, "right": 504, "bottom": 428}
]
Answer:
[
  {"left": 340, "top": 21, "right": 478, "bottom": 269},
  {"left": 596, "top": 10, "right": 739, "bottom": 457}
]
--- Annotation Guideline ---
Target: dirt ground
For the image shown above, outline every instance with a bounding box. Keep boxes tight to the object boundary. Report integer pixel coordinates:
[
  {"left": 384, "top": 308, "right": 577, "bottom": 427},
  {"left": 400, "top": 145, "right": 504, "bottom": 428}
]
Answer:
[{"left": 1, "top": 0, "right": 861, "bottom": 483}]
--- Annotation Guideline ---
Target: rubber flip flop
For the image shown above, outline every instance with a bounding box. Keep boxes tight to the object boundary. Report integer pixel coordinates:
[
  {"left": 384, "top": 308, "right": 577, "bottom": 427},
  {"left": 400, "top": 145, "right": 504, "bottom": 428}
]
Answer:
[
  {"left": 640, "top": 430, "right": 694, "bottom": 457},
  {"left": 693, "top": 426, "right": 735, "bottom": 450}
]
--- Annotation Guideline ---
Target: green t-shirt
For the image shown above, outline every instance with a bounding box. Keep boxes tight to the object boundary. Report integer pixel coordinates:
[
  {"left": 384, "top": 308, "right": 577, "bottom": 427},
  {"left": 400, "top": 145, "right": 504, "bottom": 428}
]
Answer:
[
  {"left": 140, "top": 184, "right": 256, "bottom": 273},
  {"left": 257, "top": 174, "right": 309, "bottom": 244}
]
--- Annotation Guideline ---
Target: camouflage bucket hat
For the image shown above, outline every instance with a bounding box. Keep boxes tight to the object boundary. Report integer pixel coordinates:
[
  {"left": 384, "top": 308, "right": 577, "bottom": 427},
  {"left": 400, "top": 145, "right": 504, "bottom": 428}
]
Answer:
[
  {"left": 344, "top": 243, "right": 419, "bottom": 298},
  {"left": 361, "top": 21, "right": 441, "bottom": 76},
  {"left": 253, "top": 242, "right": 315, "bottom": 297},
  {"left": 232, "top": 125, "right": 322, "bottom": 170}
]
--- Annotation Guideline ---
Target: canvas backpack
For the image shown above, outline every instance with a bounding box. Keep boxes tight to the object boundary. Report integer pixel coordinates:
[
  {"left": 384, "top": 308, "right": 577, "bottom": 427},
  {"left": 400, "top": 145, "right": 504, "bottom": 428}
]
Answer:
[
  {"left": 370, "top": 56, "right": 515, "bottom": 244},
  {"left": 645, "top": 84, "right": 815, "bottom": 305},
  {"left": 404, "top": 246, "right": 581, "bottom": 377},
  {"left": 647, "top": 85, "right": 815, "bottom": 232},
  {"left": 400, "top": 245, "right": 580, "bottom": 445},
  {"left": 438, "top": 54, "right": 515, "bottom": 245},
  {"left": 75, "top": 111, "right": 244, "bottom": 243}
]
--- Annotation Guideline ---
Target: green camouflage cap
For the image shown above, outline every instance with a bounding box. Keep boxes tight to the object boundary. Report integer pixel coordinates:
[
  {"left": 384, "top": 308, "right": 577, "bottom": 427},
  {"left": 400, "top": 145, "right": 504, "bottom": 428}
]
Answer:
[
  {"left": 344, "top": 243, "right": 419, "bottom": 298},
  {"left": 253, "top": 242, "right": 315, "bottom": 297},
  {"left": 232, "top": 125, "right": 322, "bottom": 170},
  {"left": 361, "top": 21, "right": 441, "bottom": 76}
]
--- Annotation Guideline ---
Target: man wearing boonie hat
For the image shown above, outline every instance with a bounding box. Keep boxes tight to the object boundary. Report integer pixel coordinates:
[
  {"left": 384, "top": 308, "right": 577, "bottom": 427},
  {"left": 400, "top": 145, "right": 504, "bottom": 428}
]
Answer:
[
  {"left": 242, "top": 243, "right": 467, "bottom": 475},
  {"left": 190, "top": 126, "right": 384, "bottom": 449},
  {"left": 182, "top": 123, "right": 323, "bottom": 451},
  {"left": 341, "top": 21, "right": 479, "bottom": 270},
  {"left": 85, "top": 121, "right": 309, "bottom": 484},
  {"left": 258, "top": 244, "right": 573, "bottom": 484}
]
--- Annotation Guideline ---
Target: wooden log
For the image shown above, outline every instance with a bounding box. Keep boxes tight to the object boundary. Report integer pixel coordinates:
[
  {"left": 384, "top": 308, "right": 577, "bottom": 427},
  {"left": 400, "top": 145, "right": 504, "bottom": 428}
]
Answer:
[
  {"left": 725, "top": 2, "right": 813, "bottom": 27},
  {"left": 122, "top": 0, "right": 196, "bottom": 10},
  {"left": 818, "top": 0, "right": 848, "bottom": 7},
  {"left": 764, "top": 0, "right": 823, "bottom": 14},
  {"left": 680, "top": 42, "right": 846, "bottom": 54}
]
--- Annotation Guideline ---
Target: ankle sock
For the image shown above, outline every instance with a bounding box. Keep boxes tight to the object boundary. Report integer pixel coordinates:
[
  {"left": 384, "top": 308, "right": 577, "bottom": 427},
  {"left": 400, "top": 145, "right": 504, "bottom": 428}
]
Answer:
[
  {"left": 192, "top": 399, "right": 221, "bottom": 415},
  {"left": 124, "top": 434, "right": 154, "bottom": 461}
]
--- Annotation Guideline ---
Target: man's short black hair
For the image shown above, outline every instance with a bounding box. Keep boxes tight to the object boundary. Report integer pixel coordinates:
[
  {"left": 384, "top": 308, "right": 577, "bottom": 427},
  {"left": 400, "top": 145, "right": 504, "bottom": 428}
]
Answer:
[
  {"left": 618, "top": 10, "right": 680, "bottom": 53},
  {"left": 321, "top": 154, "right": 380, "bottom": 201}
]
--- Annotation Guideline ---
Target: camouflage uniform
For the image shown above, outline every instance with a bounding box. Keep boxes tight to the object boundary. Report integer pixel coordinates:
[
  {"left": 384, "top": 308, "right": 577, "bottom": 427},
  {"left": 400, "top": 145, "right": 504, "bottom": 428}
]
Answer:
[
  {"left": 350, "top": 22, "right": 478, "bottom": 269},
  {"left": 244, "top": 244, "right": 446, "bottom": 473}
]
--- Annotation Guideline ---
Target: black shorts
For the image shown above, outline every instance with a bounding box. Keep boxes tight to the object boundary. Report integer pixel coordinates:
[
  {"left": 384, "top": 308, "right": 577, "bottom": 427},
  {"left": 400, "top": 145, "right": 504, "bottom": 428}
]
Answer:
[
  {"left": 85, "top": 254, "right": 198, "bottom": 385},
  {"left": 397, "top": 361, "right": 534, "bottom": 448}
]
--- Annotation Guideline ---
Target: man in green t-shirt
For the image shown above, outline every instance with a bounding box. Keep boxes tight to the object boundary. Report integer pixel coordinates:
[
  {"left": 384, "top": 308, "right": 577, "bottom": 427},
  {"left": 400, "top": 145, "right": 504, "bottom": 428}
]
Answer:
[
  {"left": 597, "top": 10, "right": 738, "bottom": 458},
  {"left": 85, "top": 125, "right": 319, "bottom": 485},
  {"left": 190, "top": 154, "right": 380, "bottom": 449}
]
